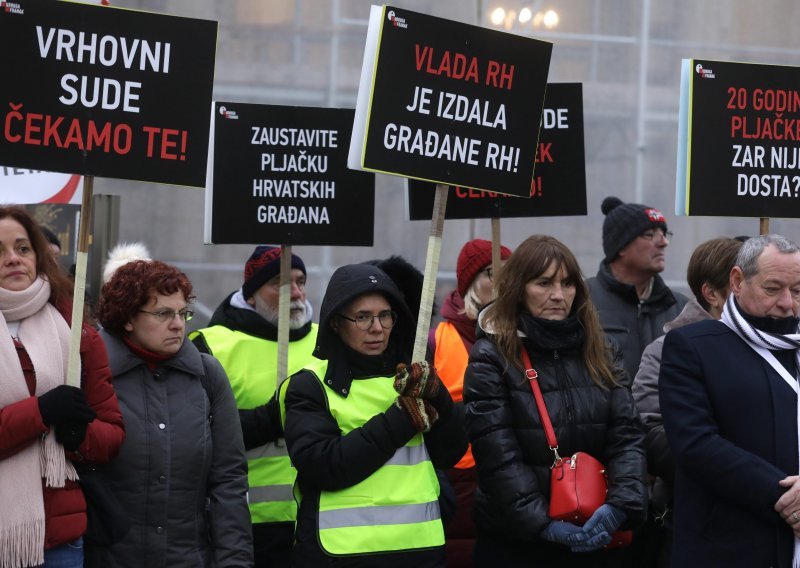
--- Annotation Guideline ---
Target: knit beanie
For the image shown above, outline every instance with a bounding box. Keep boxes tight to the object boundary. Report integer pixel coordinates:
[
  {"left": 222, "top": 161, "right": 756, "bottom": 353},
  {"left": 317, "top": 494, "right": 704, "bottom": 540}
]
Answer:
[
  {"left": 242, "top": 245, "right": 306, "bottom": 299},
  {"left": 456, "top": 239, "right": 512, "bottom": 298},
  {"left": 601, "top": 196, "right": 667, "bottom": 262}
]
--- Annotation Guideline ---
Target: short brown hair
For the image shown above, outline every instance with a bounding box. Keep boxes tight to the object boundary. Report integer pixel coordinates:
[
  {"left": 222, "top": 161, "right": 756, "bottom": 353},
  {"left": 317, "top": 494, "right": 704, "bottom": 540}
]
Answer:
[
  {"left": 0, "top": 206, "right": 73, "bottom": 305},
  {"left": 96, "top": 260, "right": 194, "bottom": 335},
  {"left": 686, "top": 238, "right": 743, "bottom": 311},
  {"left": 484, "top": 235, "right": 616, "bottom": 387}
]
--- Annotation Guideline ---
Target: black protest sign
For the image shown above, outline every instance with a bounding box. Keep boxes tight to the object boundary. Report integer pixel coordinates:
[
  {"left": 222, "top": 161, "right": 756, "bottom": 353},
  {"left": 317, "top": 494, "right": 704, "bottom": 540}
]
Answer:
[
  {"left": 350, "top": 5, "right": 552, "bottom": 198},
  {"left": 680, "top": 59, "right": 800, "bottom": 217},
  {"left": 207, "top": 103, "right": 375, "bottom": 246},
  {"left": 0, "top": 1, "right": 216, "bottom": 187},
  {"left": 407, "top": 83, "right": 585, "bottom": 219}
]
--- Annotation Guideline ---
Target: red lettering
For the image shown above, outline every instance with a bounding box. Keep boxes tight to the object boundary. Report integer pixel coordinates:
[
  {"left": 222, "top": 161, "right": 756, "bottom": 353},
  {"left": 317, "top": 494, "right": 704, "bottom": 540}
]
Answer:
[
  {"left": 24, "top": 113, "right": 43, "bottom": 146},
  {"left": 535, "top": 143, "right": 553, "bottom": 163}
]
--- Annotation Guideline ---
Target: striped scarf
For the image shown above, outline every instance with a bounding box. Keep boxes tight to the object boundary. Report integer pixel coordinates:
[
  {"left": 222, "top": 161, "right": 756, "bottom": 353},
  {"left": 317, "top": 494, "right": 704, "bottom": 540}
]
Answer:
[{"left": 720, "top": 294, "right": 800, "bottom": 568}]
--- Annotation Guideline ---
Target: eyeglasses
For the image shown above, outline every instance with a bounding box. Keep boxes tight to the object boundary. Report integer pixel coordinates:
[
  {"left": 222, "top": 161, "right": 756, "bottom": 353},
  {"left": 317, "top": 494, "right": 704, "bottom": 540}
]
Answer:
[
  {"left": 482, "top": 267, "right": 494, "bottom": 282},
  {"left": 639, "top": 229, "right": 673, "bottom": 242},
  {"left": 138, "top": 309, "right": 194, "bottom": 322},
  {"left": 338, "top": 310, "right": 397, "bottom": 331}
]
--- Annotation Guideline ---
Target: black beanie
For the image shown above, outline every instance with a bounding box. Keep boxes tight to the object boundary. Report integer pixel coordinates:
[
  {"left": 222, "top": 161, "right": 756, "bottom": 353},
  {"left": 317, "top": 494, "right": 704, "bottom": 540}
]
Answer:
[{"left": 601, "top": 196, "right": 667, "bottom": 262}]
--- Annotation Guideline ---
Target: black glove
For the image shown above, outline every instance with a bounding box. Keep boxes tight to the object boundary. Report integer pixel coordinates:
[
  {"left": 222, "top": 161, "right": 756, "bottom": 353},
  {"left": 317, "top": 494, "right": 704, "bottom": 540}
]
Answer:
[
  {"left": 38, "top": 385, "right": 96, "bottom": 426},
  {"left": 55, "top": 421, "right": 89, "bottom": 452}
]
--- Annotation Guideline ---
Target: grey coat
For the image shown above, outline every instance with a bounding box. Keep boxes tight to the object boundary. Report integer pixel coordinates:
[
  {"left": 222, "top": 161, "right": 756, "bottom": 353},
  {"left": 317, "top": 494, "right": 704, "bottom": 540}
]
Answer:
[{"left": 86, "top": 331, "right": 253, "bottom": 568}]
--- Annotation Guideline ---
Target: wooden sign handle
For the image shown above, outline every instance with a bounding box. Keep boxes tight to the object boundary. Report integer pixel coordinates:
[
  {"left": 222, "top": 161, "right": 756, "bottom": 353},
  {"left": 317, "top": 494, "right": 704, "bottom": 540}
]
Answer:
[
  {"left": 760, "top": 217, "right": 770, "bottom": 235},
  {"left": 276, "top": 244, "right": 292, "bottom": 386},
  {"left": 66, "top": 175, "right": 93, "bottom": 388},
  {"left": 491, "top": 217, "right": 501, "bottom": 299},
  {"left": 411, "top": 184, "right": 449, "bottom": 363}
]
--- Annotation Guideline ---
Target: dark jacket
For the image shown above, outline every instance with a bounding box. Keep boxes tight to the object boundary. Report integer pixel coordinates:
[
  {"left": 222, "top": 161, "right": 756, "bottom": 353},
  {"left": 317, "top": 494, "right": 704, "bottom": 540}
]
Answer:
[
  {"left": 587, "top": 261, "right": 687, "bottom": 382},
  {"left": 660, "top": 320, "right": 796, "bottom": 568},
  {"left": 0, "top": 302, "right": 125, "bottom": 551},
  {"left": 463, "top": 315, "right": 648, "bottom": 552},
  {"left": 282, "top": 264, "right": 467, "bottom": 567},
  {"left": 87, "top": 332, "right": 252, "bottom": 568}
]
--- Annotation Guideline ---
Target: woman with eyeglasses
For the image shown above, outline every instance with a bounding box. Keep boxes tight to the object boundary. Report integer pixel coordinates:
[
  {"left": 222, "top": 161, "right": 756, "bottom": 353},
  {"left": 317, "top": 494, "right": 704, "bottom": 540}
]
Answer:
[
  {"left": 90, "top": 260, "right": 253, "bottom": 567},
  {"left": 279, "top": 263, "right": 466, "bottom": 567},
  {"left": 0, "top": 206, "right": 123, "bottom": 568}
]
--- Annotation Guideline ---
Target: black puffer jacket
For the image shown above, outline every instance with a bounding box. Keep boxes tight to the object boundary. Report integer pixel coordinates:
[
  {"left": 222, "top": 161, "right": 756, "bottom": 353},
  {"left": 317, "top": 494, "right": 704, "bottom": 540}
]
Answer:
[{"left": 463, "top": 315, "right": 647, "bottom": 544}]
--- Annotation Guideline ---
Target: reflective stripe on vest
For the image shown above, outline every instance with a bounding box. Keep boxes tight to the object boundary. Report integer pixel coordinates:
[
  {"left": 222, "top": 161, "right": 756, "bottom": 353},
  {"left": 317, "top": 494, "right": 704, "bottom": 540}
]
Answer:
[
  {"left": 284, "top": 359, "right": 444, "bottom": 555},
  {"left": 191, "top": 324, "right": 318, "bottom": 523},
  {"left": 433, "top": 322, "right": 475, "bottom": 469}
]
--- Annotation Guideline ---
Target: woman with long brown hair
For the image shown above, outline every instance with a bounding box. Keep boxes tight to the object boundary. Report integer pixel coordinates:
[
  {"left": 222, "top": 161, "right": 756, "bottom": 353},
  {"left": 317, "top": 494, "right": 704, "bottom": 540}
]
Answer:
[
  {"left": 464, "top": 235, "right": 647, "bottom": 567},
  {"left": 0, "top": 206, "right": 124, "bottom": 568}
]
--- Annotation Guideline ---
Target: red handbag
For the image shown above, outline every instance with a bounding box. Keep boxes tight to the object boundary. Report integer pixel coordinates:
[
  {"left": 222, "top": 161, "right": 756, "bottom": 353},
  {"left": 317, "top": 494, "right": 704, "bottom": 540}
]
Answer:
[{"left": 521, "top": 348, "right": 632, "bottom": 548}]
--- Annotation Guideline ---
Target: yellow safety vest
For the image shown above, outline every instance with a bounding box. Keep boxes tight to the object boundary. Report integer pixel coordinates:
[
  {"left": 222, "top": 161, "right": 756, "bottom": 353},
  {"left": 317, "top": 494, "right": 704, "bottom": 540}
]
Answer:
[
  {"left": 191, "top": 324, "right": 317, "bottom": 524},
  {"left": 279, "top": 359, "right": 445, "bottom": 556}
]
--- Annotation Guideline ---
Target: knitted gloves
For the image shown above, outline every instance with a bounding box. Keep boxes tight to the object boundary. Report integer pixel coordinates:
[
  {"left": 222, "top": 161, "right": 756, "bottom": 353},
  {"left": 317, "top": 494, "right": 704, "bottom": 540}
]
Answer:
[
  {"left": 394, "top": 361, "right": 441, "bottom": 399},
  {"left": 394, "top": 362, "right": 443, "bottom": 433},
  {"left": 570, "top": 504, "right": 627, "bottom": 553},
  {"left": 540, "top": 521, "right": 585, "bottom": 546},
  {"left": 38, "top": 385, "right": 96, "bottom": 426},
  {"left": 55, "top": 422, "right": 89, "bottom": 452},
  {"left": 394, "top": 396, "right": 438, "bottom": 433}
]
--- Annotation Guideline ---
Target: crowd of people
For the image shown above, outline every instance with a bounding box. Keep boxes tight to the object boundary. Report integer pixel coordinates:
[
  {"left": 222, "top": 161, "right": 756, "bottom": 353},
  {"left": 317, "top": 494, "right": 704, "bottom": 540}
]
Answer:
[{"left": 2, "top": 197, "right": 800, "bottom": 568}]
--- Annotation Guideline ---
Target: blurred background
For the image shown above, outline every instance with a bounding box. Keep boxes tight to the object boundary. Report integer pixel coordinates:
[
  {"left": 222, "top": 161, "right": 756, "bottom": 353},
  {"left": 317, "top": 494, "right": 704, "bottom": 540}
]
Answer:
[{"left": 50, "top": 0, "right": 800, "bottom": 329}]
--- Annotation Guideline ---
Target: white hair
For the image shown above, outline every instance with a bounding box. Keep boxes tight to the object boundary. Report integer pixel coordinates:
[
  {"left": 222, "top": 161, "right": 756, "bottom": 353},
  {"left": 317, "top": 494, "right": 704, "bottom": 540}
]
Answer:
[{"left": 102, "top": 242, "right": 152, "bottom": 283}]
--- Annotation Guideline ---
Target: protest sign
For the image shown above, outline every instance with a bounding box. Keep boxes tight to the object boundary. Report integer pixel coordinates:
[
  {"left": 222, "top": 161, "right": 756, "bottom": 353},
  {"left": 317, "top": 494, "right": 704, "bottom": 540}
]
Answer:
[
  {"left": 407, "top": 83, "right": 585, "bottom": 219},
  {"left": 349, "top": 5, "right": 552, "bottom": 197},
  {"left": 677, "top": 59, "right": 800, "bottom": 218},
  {"left": 206, "top": 103, "right": 375, "bottom": 246},
  {"left": 0, "top": 168, "right": 82, "bottom": 203},
  {"left": 0, "top": 0, "right": 217, "bottom": 187}
]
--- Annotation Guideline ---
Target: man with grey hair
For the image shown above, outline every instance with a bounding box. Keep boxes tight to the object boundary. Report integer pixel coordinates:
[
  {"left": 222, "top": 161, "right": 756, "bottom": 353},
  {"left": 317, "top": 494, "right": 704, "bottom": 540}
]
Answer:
[
  {"left": 660, "top": 234, "right": 800, "bottom": 567},
  {"left": 191, "top": 246, "right": 318, "bottom": 568}
]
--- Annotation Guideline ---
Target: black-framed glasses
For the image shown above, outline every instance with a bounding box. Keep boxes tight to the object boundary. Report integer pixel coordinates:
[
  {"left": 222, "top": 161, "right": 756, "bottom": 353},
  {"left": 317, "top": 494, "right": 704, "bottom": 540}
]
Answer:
[
  {"left": 639, "top": 229, "right": 673, "bottom": 242},
  {"left": 482, "top": 267, "right": 494, "bottom": 282},
  {"left": 138, "top": 308, "right": 194, "bottom": 322},
  {"left": 338, "top": 310, "right": 397, "bottom": 331}
]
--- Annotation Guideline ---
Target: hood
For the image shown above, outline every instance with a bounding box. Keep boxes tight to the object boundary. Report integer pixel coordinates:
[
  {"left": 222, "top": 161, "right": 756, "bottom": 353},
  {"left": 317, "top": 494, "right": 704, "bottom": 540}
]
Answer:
[{"left": 314, "top": 263, "right": 414, "bottom": 361}]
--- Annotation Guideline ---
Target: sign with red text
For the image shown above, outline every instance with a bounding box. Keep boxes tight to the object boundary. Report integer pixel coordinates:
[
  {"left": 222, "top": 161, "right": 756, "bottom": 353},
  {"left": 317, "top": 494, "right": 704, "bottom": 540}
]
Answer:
[
  {"left": 0, "top": 168, "right": 82, "bottom": 203},
  {"left": 206, "top": 103, "right": 375, "bottom": 246},
  {"left": 349, "top": 5, "right": 552, "bottom": 198},
  {"left": 0, "top": 0, "right": 217, "bottom": 187},
  {"left": 407, "top": 83, "right": 585, "bottom": 219},
  {"left": 676, "top": 59, "right": 800, "bottom": 217}
]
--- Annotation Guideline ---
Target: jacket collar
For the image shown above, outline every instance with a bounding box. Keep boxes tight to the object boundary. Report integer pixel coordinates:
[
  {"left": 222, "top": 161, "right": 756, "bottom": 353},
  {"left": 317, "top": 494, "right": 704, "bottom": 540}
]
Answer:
[
  {"left": 208, "top": 291, "right": 314, "bottom": 342},
  {"left": 100, "top": 328, "right": 205, "bottom": 378},
  {"left": 596, "top": 261, "right": 677, "bottom": 308}
]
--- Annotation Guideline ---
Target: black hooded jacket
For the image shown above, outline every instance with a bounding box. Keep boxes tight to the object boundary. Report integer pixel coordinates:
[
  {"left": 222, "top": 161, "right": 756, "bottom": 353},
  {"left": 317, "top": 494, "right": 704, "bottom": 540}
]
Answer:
[{"left": 282, "top": 264, "right": 466, "bottom": 567}]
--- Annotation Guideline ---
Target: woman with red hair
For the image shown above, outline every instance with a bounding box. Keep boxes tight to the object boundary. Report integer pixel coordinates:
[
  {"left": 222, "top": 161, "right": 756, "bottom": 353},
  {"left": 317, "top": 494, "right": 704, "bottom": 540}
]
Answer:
[
  {"left": 0, "top": 206, "right": 124, "bottom": 568},
  {"left": 90, "top": 260, "right": 252, "bottom": 568}
]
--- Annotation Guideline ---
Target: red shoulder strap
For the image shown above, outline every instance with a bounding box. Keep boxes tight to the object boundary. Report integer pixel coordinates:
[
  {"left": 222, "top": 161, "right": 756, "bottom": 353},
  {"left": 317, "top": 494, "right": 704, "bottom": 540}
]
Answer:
[{"left": 520, "top": 347, "right": 559, "bottom": 453}]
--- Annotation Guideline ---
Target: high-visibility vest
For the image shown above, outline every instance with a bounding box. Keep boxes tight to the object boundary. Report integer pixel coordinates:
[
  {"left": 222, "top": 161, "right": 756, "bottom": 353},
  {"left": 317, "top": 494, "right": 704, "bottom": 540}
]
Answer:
[
  {"left": 191, "top": 324, "right": 317, "bottom": 524},
  {"left": 434, "top": 321, "right": 475, "bottom": 469},
  {"left": 279, "top": 359, "right": 445, "bottom": 556}
]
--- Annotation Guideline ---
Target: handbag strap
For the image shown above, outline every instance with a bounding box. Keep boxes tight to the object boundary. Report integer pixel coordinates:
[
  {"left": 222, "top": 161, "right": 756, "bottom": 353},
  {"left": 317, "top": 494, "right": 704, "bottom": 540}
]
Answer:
[{"left": 520, "top": 347, "right": 562, "bottom": 464}]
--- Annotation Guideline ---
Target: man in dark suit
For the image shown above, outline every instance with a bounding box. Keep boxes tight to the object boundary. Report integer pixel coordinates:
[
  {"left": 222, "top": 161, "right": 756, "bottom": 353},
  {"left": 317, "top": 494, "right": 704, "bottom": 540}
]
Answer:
[{"left": 660, "top": 234, "right": 800, "bottom": 567}]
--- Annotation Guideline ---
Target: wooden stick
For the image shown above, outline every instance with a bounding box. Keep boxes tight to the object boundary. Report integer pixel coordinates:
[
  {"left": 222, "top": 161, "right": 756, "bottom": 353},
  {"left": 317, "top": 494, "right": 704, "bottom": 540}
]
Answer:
[
  {"left": 66, "top": 175, "right": 94, "bottom": 388},
  {"left": 760, "top": 217, "right": 770, "bottom": 236},
  {"left": 411, "top": 184, "right": 448, "bottom": 362},
  {"left": 491, "top": 217, "right": 501, "bottom": 299},
  {"left": 276, "top": 244, "right": 292, "bottom": 386}
]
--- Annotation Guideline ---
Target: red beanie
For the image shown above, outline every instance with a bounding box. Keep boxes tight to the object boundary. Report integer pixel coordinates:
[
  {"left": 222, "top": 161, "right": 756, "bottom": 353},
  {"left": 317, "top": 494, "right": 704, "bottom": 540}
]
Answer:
[{"left": 456, "top": 239, "right": 512, "bottom": 298}]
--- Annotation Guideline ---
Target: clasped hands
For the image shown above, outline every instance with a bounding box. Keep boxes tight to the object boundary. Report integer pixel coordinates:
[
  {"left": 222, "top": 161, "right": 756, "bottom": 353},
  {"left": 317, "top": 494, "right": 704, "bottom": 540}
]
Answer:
[
  {"left": 541, "top": 504, "right": 627, "bottom": 553},
  {"left": 776, "top": 475, "right": 800, "bottom": 538}
]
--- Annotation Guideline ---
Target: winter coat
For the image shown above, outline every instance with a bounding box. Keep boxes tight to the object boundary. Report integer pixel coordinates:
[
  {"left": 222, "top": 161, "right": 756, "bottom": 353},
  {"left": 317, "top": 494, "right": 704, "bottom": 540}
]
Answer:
[
  {"left": 0, "top": 302, "right": 125, "bottom": 551},
  {"left": 282, "top": 264, "right": 467, "bottom": 567},
  {"left": 463, "top": 315, "right": 647, "bottom": 560},
  {"left": 660, "top": 320, "right": 797, "bottom": 567},
  {"left": 633, "top": 298, "right": 712, "bottom": 485},
  {"left": 86, "top": 331, "right": 252, "bottom": 568},
  {"left": 587, "top": 261, "right": 687, "bottom": 382}
]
